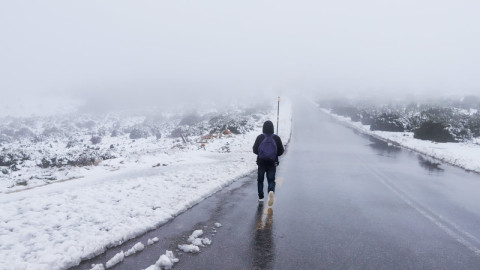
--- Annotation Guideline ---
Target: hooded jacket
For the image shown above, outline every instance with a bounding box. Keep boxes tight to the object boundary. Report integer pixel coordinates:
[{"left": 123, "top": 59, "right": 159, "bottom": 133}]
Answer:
[{"left": 253, "top": 120, "right": 285, "bottom": 166}]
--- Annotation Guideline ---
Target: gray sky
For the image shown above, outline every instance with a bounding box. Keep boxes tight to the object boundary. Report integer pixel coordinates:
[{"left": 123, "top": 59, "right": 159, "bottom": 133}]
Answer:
[{"left": 1, "top": 0, "right": 479, "bottom": 111}]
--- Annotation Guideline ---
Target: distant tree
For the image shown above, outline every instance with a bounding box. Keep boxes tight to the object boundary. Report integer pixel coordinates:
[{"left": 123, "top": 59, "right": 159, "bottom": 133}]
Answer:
[
  {"left": 467, "top": 113, "right": 480, "bottom": 137},
  {"left": 42, "top": 127, "right": 63, "bottom": 137},
  {"left": 14, "top": 127, "right": 35, "bottom": 138},
  {"left": 460, "top": 95, "right": 480, "bottom": 110},
  {"left": 331, "top": 106, "right": 361, "bottom": 121},
  {"left": 179, "top": 114, "right": 202, "bottom": 126}
]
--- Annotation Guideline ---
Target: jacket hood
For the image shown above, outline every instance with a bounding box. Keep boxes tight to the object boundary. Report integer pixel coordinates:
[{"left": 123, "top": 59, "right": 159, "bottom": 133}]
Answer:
[{"left": 262, "top": 120, "right": 274, "bottom": 135}]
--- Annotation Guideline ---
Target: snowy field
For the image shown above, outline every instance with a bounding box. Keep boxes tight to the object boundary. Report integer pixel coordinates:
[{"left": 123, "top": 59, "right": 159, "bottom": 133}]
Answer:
[
  {"left": 320, "top": 107, "right": 480, "bottom": 174},
  {"left": 0, "top": 100, "right": 292, "bottom": 270}
]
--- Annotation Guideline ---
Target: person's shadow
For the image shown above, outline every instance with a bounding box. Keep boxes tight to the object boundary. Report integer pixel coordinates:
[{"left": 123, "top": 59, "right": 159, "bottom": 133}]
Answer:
[{"left": 251, "top": 204, "right": 275, "bottom": 270}]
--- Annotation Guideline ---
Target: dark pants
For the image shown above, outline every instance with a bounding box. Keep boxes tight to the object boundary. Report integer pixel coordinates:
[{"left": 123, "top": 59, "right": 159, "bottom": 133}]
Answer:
[{"left": 257, "top": 165, "right": 276, "bottom": 199}]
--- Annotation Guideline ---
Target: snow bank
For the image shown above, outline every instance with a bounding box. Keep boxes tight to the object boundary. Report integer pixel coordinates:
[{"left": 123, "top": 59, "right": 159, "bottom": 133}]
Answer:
[
  {"left": 322, "top": 108, "right": 480, "bottom": 173},
  {"left": 0, "top": 99, "right": 292, "bottom": 270}
]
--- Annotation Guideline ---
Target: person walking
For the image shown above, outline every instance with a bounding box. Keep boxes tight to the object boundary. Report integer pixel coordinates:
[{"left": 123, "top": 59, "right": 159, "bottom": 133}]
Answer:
[{"left": 253, "top": 120, "right": 284, "bottom": 206}]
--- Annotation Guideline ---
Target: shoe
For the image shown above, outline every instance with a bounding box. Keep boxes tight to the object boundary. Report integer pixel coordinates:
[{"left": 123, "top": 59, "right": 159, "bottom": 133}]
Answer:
[
  {"left": 258, "top": 198, "right": 264, "bottom": 202},
  {"left": 268, "top": 191, "right": 274, "bottom": 207}
]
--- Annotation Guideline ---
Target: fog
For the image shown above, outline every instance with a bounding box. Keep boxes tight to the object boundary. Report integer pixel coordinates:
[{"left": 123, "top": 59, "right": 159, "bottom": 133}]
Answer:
[{"left": 1, "top": 0, "right": 479, "bottom": 114}]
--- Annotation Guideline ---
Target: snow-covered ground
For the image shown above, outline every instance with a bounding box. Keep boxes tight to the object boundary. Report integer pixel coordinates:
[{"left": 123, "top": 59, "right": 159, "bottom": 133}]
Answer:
[
  {"left": 0, "top": 100, "right": 292, "bottom": 270},
  {"left": 0, "top": 105, "right": 256, "bottom": 192},
  {"left": 320, "top": 107, "right": 480, "bottom": 173}
]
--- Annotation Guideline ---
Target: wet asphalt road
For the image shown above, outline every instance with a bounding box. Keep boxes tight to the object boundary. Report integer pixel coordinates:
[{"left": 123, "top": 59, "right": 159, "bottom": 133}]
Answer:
[{"left": 73, "top": 99, "right": 480, "bottom": 270}]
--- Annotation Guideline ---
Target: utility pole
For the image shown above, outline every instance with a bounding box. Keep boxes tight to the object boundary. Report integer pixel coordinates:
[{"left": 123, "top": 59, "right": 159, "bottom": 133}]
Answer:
[{"left": 277, "top": 96, "right": 280, "bottom": 135}]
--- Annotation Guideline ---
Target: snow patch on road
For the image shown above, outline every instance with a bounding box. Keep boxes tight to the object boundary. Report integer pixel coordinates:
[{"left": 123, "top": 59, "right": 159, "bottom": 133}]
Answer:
[
  {"left": 144, "top": 250, "right": 179, "bottom": 270},
  {"left": 105, "top": 251, "right": 124, "bottom": 269},
  {"left": 125, "top": 242, "right": 145, "bottom": 257},
  {"left": 89, "top": 264, "right": 105, "bottom": 270},
  {"left": 188, "top": 230, "right": 204, "bottom": 244},
  {"left": 177, "top": 224, "right": 219, "bottom": 255},
  {"left": 147, "top": 237, "right": 160, "bottom": 245},
  {"left": 178, "top": 244, "right": 200, "bottom": 253}
]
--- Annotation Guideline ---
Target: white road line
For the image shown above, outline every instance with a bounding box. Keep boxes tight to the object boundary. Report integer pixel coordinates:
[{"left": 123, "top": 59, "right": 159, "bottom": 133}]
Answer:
[{"left": 370, "top": 168, "right": 480, "bottom": 256}]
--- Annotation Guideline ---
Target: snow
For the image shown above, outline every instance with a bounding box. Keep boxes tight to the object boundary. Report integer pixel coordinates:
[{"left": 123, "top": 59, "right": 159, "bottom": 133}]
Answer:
[
  {"left": 105, "top": 251, "right": 124, "bottom": 269},
  {"left": 188, "top": 230, "right": 204, "bottom": 242},
  {"left": 214, "top": 222, "right": 222, "bottom": 228},
  {"left": 125, "top": 242, "right": 145, "bottom": 257},
  {"left": 202, "top": 238, "right": 212, "bottom": 245},
  {"left": 177, "top": 244, "right": 200, "bottom": 253},
  {"left": 89, "top": 264, "right": 105, "bottom": 270},
  {"left": 147, "top": 237, "right": 159, "bottom": 245},
  {"left": 186, "top": 229, "right": 212, "bottom": 247},
  {"left": 155, "top": 250, "right": 179, "bottom": 270},
  {"left": 144, "top": 250, "right": 179, "bottom": 270},
  {"left": 177, "top": 226, "right": 216, "bottom": 254},
  {"left": 0, "top": 99, "right": 292, "bottom": 270},
  {"left": 322, "top": 108, "right": 480, "bottom": 173}
]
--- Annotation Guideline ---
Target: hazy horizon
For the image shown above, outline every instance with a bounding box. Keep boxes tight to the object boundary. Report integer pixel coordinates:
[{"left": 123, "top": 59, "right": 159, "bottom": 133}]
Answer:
[{"left": 1, "top": 0, "right": 479, "bottom": 115}]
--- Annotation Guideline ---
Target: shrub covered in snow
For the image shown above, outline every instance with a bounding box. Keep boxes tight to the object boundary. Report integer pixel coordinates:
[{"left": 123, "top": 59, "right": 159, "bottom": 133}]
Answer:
[
  {"left": 42, "top": 126, "right": 63, "bottom": 137},
  {"left": 129, "top": 128, "right": 151, "bottom": 139},
  {"left": 15, "top": 127, "right": 35, "bottom": 138},
  {"left": 413, "top": 121, "right": 456, "bottom": 143},
  {"left": 467, "top": 113, "right": 480, "bottom": 137},
  {"left": 323, "top": 95, "right": 480, "bottom": 142},
  {"left": 331, "top": 106, "right": 361, "bottom": 121},
  {"left": 208, "top": 115, "right": 253, "bottom": 134},
  {"left": 179, "top": 114, "right": 203, "bottom": 126},
  {"left": 90, "top": 136, "right": 102, "bottom": 145},
  {"left": 0, "top": 151, "right": 30, "bottom": 168},
  {"left": 0, "top": 104, "right": 270, "bottom": 190},
  {"left": 370, "top": 113, "right": 406, "bottom": 132}
]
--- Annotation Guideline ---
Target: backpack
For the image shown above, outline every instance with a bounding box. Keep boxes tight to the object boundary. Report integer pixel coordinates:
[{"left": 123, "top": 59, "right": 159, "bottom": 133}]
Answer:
[{"left": 258, "top": 134, "right": 278, "bottom": 161}]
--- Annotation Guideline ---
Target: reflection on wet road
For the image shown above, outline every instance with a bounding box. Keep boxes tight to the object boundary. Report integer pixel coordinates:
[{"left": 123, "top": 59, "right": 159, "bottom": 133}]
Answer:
[
  {"left": 417, "top": 155, "right": 444, "bottom": 173},
  {"left": 252, "top": 205, "right": 274, "bottom": 270}
]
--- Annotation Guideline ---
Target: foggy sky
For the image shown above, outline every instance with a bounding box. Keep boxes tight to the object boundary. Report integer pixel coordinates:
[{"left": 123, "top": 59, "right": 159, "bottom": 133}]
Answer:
[{"left": 1, "top": 0, "right": 479, "bottom": 110}]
